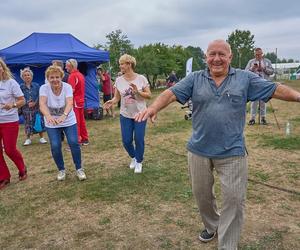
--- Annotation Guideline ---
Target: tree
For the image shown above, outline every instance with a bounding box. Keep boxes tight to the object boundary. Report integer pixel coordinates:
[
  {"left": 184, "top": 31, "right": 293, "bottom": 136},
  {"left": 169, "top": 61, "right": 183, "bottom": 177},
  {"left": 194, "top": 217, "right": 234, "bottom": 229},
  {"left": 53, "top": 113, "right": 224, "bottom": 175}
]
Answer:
[
  {"left": 264, "top": 52, "right": 278, "bottom": 63},
  {"left": 95, "top": 29, "right": 134, "bottom": 75},
  {"left": 227, "top": 30, "right": 255, "bottom": 68},
  {"left": 185, "top": 46, "right": 206, "bottom": 71},
  {"left": 134, "top": 43, "right": 176, "bottom": 88}
]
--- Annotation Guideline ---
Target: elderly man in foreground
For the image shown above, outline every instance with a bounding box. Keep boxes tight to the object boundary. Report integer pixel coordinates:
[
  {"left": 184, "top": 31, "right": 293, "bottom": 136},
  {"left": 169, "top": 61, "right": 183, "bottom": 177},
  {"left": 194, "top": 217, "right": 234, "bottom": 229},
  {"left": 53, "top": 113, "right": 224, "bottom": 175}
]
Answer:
[{"left": 135, "top": 39, "right": 300, "bottom": 250}]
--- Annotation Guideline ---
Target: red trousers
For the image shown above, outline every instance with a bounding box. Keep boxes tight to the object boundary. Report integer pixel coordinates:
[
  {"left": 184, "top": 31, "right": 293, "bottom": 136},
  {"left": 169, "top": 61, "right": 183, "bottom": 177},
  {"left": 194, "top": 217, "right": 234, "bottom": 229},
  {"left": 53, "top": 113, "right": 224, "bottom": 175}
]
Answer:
[
  {"left": 74, "top": 107, "right": 89, "bottom": 143},
  {"left": 0, "top": 121, "right": 26, "bottom": 181}
]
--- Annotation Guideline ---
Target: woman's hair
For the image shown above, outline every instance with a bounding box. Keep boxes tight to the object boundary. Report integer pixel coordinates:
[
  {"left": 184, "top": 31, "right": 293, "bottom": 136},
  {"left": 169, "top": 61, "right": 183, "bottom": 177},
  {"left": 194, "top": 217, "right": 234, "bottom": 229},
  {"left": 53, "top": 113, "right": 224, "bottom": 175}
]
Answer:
[
  {"left": 20, "top": 67, "right": 33, "bottom": 80},
  {"left": 0, "top": 58, "right": 14, "bottom": 80},
  {"left": 45, "top": 65, "right": 64, "bottom": 79},
  {"left": 119, "top": 54, "right": 136, "bottom": 69}
]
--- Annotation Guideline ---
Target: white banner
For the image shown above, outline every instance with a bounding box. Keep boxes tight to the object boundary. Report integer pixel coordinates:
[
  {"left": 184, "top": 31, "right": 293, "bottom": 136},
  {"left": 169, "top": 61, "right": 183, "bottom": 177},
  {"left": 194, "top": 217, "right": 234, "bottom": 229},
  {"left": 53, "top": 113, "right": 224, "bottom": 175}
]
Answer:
[{"left": 186, "top": 57, "right": 193, "bottom": 76}]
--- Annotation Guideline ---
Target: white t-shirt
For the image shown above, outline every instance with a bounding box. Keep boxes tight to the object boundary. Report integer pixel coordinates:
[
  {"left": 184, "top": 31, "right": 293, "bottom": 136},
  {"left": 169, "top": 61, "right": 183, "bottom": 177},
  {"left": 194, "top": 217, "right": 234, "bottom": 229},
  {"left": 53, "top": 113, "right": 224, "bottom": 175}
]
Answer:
[
  {"left": 115, "top": 74, "right": 149, "bottom": 119},
  {"left": 39, "top": 82, "right": 77, "bottom": 128},
  {"left": 0, "top": 79, "right": 24, "bottom": 123}
]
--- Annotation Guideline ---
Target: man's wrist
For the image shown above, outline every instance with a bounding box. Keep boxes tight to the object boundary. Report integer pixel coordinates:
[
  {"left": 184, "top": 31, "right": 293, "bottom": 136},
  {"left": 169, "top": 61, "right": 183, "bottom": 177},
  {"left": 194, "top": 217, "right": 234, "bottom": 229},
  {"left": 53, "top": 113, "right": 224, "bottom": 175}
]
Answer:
[
  {"left": 63, "top": 112, "right": 68, "bottom": 117},
  {"left": 13, "top": 102, "right": 17, "bottom": 108}
]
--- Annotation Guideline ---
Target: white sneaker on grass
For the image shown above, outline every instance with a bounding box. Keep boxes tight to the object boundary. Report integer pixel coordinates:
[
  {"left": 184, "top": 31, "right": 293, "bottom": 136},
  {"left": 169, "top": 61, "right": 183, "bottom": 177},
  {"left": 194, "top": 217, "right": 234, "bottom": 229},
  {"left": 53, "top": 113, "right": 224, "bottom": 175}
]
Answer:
[
  {"left": 39, "top": 137, "right": 47, "bottom": 144},
  {"left": 76, "top": 168, "right": 86, "bottom": 181},
  {"left": 129, "top": 158, "right": 136, "bottom": 169},
  {"left": 23, "top": 139, "right": 32, "bottom": 146},
  {"left": 134, "top": 163, "right": 142, "bottom": 173},
  {"left": 57, "top": 170, "right": 66, "bottom": 181}
]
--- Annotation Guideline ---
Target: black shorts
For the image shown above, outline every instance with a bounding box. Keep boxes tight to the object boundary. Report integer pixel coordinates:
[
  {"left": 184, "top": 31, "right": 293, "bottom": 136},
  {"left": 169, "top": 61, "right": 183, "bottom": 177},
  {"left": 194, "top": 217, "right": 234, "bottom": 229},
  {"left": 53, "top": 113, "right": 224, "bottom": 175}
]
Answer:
[{"left": 103, "top": 94, "right": 112, "bottom": 103}]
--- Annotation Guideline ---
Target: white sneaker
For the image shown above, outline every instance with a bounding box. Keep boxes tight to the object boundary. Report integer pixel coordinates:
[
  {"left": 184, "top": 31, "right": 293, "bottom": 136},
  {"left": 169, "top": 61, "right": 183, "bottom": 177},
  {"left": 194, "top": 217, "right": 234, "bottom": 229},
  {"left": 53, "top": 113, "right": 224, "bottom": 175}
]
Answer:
[
  {"left": 23, "top": 139, "right": 32, "bottom": 146},
  {"left": 129, "top": 158, "right": 136, "bottom": 169},
  {"left": 76, "top": 168, "right": 86, "bottom": 181},
  {"left": 134, "top": 163, "right": 142, "bottom": 173},
  {"left": 57, "top": 170, "right": 66, "bottom": 181},
  {"left": 39, "top": 137, "right": 47, "bottom": 144}
]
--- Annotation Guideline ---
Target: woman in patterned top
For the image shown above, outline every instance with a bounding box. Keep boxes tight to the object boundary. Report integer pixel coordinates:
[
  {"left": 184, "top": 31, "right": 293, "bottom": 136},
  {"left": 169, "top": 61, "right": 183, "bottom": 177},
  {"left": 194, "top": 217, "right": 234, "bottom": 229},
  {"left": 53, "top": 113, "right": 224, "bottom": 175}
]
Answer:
[{"left": 104, "top": 54, "right": 151, "bottom": 173}]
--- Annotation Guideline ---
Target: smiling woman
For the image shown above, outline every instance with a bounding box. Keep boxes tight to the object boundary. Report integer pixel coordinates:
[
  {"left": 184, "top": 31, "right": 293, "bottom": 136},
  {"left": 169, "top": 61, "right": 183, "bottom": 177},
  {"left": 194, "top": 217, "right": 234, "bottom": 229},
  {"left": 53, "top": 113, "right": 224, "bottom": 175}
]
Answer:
[
  {"left": 19, "top": 67, "right": 47, "bottom": 146},
  {"left": 39, "top": 65, "right": 86, "bottom": 182},
  {"left": 103, "top": 54, "right": 152, "bottom": 174}
]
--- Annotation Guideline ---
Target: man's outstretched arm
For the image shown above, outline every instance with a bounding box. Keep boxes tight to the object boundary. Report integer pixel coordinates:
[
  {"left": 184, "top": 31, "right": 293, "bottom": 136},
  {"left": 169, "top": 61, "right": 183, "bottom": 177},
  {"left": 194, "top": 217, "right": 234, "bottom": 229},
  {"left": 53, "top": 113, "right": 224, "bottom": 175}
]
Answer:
[
  {"left": 272, "top": 84, "right": 300, "bottom": 102},
  {"left": 135, "top": 89, "right": 177, "bottom": 122}
]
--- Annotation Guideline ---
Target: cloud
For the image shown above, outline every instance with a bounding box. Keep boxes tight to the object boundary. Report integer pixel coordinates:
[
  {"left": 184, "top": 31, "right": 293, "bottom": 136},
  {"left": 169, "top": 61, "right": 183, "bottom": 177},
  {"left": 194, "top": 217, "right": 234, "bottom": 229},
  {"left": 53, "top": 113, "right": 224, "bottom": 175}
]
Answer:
[{"left": 1, "top": 0, "right": 299, "bottom": 60}]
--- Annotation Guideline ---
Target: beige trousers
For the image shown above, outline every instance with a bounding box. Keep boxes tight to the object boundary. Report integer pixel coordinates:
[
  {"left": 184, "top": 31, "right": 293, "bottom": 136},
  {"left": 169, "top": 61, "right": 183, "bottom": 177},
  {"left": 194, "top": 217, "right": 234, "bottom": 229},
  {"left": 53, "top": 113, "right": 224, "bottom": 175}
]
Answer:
[{"left": 188, "top": 151, "right": 248, "bottom": 250}]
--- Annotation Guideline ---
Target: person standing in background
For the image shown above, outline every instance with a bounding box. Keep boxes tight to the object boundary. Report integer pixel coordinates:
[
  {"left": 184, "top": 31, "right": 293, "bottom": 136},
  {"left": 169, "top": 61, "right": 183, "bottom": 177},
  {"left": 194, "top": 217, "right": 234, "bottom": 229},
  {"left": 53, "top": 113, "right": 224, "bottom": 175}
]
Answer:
[
  {"left": 246, "top": 48, "right": 274, "bottom": 125},
  {"left": 0, "top": 58, "right": 27, "bottom": 190},
  {"left": 166, "top": 70, "right": 179, "bottom": 88},
  {"left": 65, "top": 59, "right": 89, "bottom": 145},
  {"left": 97, "top": 67, "right": 114, "bottom": 117},
  {"left": 20, "top": 67, "right": 47, "bottom": 146}
]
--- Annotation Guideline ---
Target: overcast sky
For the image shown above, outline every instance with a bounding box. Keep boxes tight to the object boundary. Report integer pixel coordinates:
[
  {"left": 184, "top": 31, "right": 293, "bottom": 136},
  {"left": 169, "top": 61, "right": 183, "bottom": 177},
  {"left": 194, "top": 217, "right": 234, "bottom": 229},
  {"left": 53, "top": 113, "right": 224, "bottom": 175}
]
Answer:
[{"left": 1, "top": 0, "right": 299, "bottom": 60}]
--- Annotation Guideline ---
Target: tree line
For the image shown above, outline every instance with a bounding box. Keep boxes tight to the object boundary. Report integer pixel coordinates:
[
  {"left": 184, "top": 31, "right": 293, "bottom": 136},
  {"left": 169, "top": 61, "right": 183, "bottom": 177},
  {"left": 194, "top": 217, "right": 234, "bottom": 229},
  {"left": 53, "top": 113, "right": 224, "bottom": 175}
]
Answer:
[{"left": 95, "top": 29, "right": 298, "bottom": 88}]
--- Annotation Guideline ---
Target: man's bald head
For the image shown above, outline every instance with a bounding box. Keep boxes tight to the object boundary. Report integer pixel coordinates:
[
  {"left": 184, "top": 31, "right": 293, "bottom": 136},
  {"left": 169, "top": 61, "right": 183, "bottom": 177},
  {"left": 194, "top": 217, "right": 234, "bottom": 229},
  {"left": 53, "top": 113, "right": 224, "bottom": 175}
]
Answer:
[{"left": 206, "top": 39, "right": 232, "bottom": 55}]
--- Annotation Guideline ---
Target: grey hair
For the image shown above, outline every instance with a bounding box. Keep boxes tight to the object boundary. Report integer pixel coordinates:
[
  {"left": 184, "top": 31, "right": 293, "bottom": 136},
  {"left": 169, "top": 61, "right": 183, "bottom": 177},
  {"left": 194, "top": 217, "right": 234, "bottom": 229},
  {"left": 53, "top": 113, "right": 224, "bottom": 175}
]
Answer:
[
  {"left": 206, "top": 39, "right": 232, "bottom": 55},
  {"left": 20, "top": 67, "right": 33, "bottom": 79},
  {"left": 66, "top": 58, "right": 78, "bottom": 69}
]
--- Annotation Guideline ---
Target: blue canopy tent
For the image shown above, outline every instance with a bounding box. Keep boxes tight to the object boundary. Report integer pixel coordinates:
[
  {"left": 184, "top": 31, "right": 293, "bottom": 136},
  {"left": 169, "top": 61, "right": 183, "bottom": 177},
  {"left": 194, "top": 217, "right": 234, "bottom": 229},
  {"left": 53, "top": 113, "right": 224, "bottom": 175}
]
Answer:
[{"left": 0, "top": 32, "right": 109, "bottom": 109}]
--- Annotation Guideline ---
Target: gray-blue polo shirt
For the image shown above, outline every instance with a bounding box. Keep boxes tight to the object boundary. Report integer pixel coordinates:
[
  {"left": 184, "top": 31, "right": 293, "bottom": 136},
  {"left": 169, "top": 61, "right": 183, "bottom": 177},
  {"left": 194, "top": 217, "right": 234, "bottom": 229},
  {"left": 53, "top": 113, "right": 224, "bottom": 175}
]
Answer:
[{"left": 170, "top": 67, "right": 277, "bottom": 158}]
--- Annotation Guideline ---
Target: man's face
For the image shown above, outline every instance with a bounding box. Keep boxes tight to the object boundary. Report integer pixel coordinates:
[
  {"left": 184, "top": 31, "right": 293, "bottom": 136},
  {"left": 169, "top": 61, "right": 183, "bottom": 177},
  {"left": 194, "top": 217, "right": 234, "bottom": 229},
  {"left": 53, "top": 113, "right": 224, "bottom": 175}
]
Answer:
[
  {"left": 65, "top": 63, "right": 72, "bottom": 73},
  {"left": 255, "top": 49, "right": 263, "bottom": 60},
  {"left": 205, "top": 41, "right": 232, "bottom": 77}
]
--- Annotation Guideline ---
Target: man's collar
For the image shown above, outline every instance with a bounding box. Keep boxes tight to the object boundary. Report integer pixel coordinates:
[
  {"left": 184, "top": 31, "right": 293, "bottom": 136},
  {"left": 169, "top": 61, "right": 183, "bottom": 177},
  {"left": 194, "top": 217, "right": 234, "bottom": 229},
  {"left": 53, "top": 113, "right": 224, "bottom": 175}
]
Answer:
[{"left": 204, "top": 66, "right": 235, "bottom": 79}]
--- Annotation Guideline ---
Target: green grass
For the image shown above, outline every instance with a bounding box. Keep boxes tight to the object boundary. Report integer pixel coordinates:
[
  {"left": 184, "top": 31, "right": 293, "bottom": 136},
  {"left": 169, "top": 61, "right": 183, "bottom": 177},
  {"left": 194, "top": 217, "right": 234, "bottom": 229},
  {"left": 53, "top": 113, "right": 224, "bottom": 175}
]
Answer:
[
  {"left": 149, "top": 119, "right": 192, "bottom": 135},
  {"left": 260, "top": 135, "right": 300, "bottom": 150},
  {"left": 241, "top": 229, "right": 285, "bottom": 250},
  {"left": 254, "top": 171, "right": 270, "bottom": 182}
]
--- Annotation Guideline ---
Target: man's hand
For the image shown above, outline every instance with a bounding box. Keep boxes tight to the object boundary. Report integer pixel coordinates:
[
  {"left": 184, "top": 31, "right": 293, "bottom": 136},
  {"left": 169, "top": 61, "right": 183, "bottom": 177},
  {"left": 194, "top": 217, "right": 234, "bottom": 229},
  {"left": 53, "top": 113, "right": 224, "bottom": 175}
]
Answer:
[{"left": 134, "top": 107, "right": 157, "bottom": 123}]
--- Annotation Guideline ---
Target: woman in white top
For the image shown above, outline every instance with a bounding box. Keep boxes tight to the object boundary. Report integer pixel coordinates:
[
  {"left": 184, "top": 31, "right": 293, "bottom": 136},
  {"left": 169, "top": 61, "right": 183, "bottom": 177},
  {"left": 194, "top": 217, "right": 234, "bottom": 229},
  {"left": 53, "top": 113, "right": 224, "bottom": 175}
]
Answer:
[
  {"left": 39, "top": 65, "right": 86, "bottom": 181},
  {"left": 0, "top": 58, "right": 26, "bottom": 190},
  {"left": 104, "top": 54, "right": 151, "bottom": 173}
]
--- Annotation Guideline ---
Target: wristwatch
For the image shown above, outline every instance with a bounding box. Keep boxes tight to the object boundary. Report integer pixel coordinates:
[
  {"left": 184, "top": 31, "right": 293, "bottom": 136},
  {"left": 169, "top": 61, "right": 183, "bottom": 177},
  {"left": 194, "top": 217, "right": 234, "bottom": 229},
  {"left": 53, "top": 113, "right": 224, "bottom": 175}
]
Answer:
[{"left": 13, "top": 103, "right": 17, "bottom": 108}]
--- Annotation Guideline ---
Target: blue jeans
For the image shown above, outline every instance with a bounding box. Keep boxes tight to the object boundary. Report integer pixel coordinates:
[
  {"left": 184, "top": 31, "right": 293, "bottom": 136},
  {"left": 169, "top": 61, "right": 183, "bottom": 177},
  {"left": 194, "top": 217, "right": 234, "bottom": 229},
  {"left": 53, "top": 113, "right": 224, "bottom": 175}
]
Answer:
[
  {"left": 120, "top": 115, "right": 147, "bottom": 163},
  {"left": 46, "top": 124, "right": 81, "bottom": 171}
]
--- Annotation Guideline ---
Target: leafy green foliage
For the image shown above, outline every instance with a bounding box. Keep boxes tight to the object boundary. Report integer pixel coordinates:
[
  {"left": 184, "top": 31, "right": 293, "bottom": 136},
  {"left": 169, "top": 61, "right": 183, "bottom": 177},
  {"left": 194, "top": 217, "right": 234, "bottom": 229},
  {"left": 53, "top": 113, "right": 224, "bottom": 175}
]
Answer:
[
  {"left": 95, "top": 29, "right": 134, "bottom": 75},
  {"left": 227, "top": 29, "right": 255, "bottom": 68},
  {"left": 265, "top": 52, "right": 278, "bottom": 63},
  {"left": 134, "top": 43, "right": 205, "bottom": 88}
]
